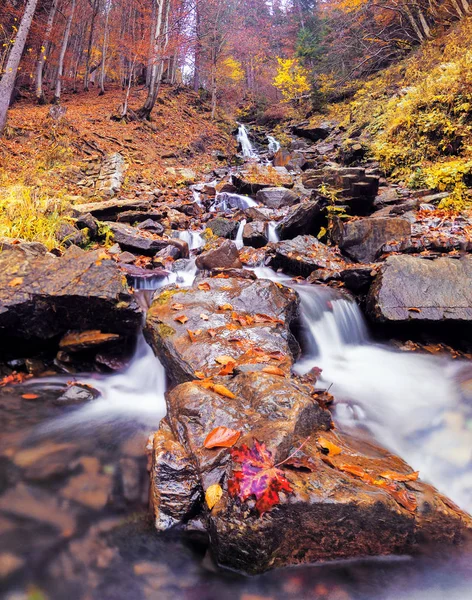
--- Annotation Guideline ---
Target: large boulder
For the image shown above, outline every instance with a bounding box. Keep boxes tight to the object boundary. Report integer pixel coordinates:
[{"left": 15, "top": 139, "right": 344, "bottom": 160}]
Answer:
[
  {"left": 206, "top": 217, "right": 239, "bottom": 239},
  {"left": 270, "top": 235, "right": 347, "bottom": 278},
  {"left": 292, "top": 122, "right": 332, "bottom": 142},
  {"left": 106, "top": 222, "right": 189, "bottom": 258},
  {"left": 242, "top": 221, "right": 268, "bottom": 248},
  {"left": 367, "top": 255, "right": 472, "bottom": 323},
  {"left": 195, "top": 240, "right": 242, "bottom": 271},
  {"left": 144, "top": 277, "right": 299, "bottom": 384},
  {"left": 333, "top": 216, "right": 411, "bottom": 263},
  {"left": 72, "top": 198, "right": 150, "bottom": 220},
  {"left": 275, "top": 200, "right": 325, "bottom": 240},
  {"left": 256, "top": 187, "right": 299, "bottom": 209},
  {"left": 232, "top": 167, "right": 292, "bottom": 195},
  {"left": 0, "top": 246, "right": 141, "bottom": 357}
]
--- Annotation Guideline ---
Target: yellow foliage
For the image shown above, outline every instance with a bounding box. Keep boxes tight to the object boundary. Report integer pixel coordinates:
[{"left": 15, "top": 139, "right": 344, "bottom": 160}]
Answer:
[
  {"left": 273, "top": 57, "right": 310, "bottom": 102},
  {"left": 219, "top": 57, "right": 244, "bottom": 83},
  {"left": 0, "top": 184, "right": 70, "bottom": 250}
]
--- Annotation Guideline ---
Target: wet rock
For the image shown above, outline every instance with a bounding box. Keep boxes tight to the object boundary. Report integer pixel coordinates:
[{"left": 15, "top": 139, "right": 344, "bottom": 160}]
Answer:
[
  {"left": 119, "top": 457, "right": 142, "bottom": 503},
  {"left": 367, "top": 255, "right": 472, "bottom": 323},
  {"left": 151, "top": 371, "right": 472, "bottom": 574},
  {"left": 136, "top": 219, "right": 165, "bottom": 235},
  {"left": 150, "top": 428, "right": 202, "bottom": 530},
  {"left": 242, "top": 221, "right": 268, "bottom": 248},
  {"left": 275, "top": 200, "right": 325, "bottom": 240},
  {"left": 145, "top": 277, "right": 299, "bottom": 384},
  {"left": 292, "top": 121, "right": 332, "bottom": 142},
  {"left": 0, "top": 246, "right": 141, "bottom": 357},
  {"left": 13, "top": 441, "right": 79, "bottom": 480},
  {"left": 106, "top": 222, "right": 188, "bottom": 258},
  {"left": 154, "top": 245, "right": 181, "bottom": 263},
  {"left": 54, "top": 384, "right": 100, "bottom": 405},
  {"left": 116, "top": 210, "right": 164, "bottom": 224},
  {"left": 59, "top": 330, "right": 121, "bottom": 352},
  {"left": 75, "top": 212, "right": 99, "bottom": 238},
  {"left": 256, "top": 187, "right": 299, "bottom": 209},
  {"left": 0, "top": 552, "right": 24, "bottom": 579},
  {"left": 117, "top": 251, "right": 136, "bottom": 264},
  {"left": 271, "top": 235, "right": 347, "bottom": 278},
  {"left": 72, "top": 198, "right": 150, "bottom": 220},
  {"left": 333, "top": 216, "right": 411, "bottom": 263},
  {"left": 195, "top": 239, "right": 242, "bottom": 270},
  {"left": 61, "top": 457, "right": 112, "bottom": 510},
  {"left": 206, "top": 217, "right": 239, "bottom": 239}
]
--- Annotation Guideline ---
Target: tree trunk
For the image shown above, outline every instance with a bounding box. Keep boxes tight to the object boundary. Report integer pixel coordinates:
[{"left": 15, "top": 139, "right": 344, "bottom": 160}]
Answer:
[
  {"left": 35, "top": 0, "right": 59, "bottom": 104},
  {"left": 84, "top": 0, "right": 99, "bottom": 91},
  {"left": 193, "top": 1, "right": 201, "bottom": 92},
  {"left": 0, "top": 0, "right": 40, "bottom": 133},
  {"left": 211, "top": 63, "right": 217, "bottom": 119},
  {"left": 99, "top": 4, "right": 110, "bottom": 95},
  {"left": 53, "top": 0, "right": 76, "bottom": 103},
  {"left": 404, "top": 4, "right": 425, "bottom": 42}
]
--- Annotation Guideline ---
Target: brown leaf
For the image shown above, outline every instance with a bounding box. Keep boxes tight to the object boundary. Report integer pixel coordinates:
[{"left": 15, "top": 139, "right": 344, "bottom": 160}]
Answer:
[
  {"left": 208, "top": 329, "right": 217, "bottom": 338},
  {"left": 194, "top": 371, "right": 206, "bottom": 380},
  {"left": 380, "top": 470, "right": 419, "bottom": 482},
  {"left": 219, "top": 361, "right": 235, "bottom": 375},
  {"left": 171, "top": 302, "right": 185, "bottom": 311},
  {"left": 200, "top": 313, "right": 209, "bottom": 320},
  {"left": 21, "top": 393, "right": 39, "bottom": 400},
  {"left": 204, "top": 426, "right": 241, "bottom": 449},
  {"left": 187, "top": 329, "right": 202, "bottom": 342},
  {"left": 215, "top": 355, "right": 235, "bottom": 365},
  {"left": 174, "top": 315, "right": 188, "bottom": 324},
  {"left": 205, "top": 483, "right": 223, "bottom": 510},
  {"left": 8, "top": 277, "right": 23, "bottom": 287},
  {"left": 198, "top": 282, "right": 211, "bottom": 291}
]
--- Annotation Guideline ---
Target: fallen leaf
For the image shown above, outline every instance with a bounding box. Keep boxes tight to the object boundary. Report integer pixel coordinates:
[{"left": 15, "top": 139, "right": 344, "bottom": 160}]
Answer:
[
  {"left": 212, "top": 384, "right": 236, "bottom": 399},
  {"left": 262, "top": 366, "right": 286, "bottom": 377},
  {"left": 317, "top": 436, "right": 342, "bottom": 456},
  {"left": 219, "top": 303, "right": 233, "bottom": 311},
  {"left": 205, "top": 483, "right": 223, "bottom": 509},
  {"left": 174, "top": 315, "right": 188, "bottom": 324},
  {"left": 208, "top": 329, "right": 217, "bottom": 338},
  {"left": 8, "top": 277, "right": 23, "bottom": 287},
  {"left": 171, "top": 302, "right": 185, "bottom": 311},
  {"left": 380, "top": 470, "right": 419, "bottom": 482},
  {"left": 204, "top": 426, "right": 241, "bottom": 449},
  {"left": 228, "top": 440, "right": 293, "bottom": 515},
  {"left": 215, "top": 355, "right": 235, "bottom": 365},
  {"left": 187, "top": 329, "right": 202, "bottom": 342},
  {"left": 21, "top": 393, "right": 39, "bottom": 400},
  {"left": 219, "top": 361, "right": 235, "bottom": 375},
  {"left": 408, "top": 307, "right": 421, "bottom": 313},
  {"left": 194, "top": 371, "right": 206, "bottom": 379},
  {"left": 200, "top": 313, "right": 209, "bottom": 320},
  {"left": 198, "top": 282, "right": 211, "bottom": 291}
]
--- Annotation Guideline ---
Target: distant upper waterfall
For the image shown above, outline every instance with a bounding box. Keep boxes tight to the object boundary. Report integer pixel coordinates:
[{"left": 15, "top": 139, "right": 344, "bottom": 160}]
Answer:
[
  {"left": 237, "top": 124, "right": 257, "bottom": 158},
  {"left": 267, "top": 135, "right": 280, "bottom": 153}
]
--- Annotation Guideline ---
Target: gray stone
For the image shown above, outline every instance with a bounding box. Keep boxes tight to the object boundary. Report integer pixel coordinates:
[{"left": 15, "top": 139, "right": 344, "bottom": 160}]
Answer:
[
  {"left": 195, "top": 239, "right": 242, "bottom": 270},
  {"left": 207, "top": 217, "right": 239, "bottom": 239},
  {"left": 256, "top": 187, "right": 299, "bottom": 209},
  {"left": 275, "top": 200, "right": 325, "bottom": 240}
]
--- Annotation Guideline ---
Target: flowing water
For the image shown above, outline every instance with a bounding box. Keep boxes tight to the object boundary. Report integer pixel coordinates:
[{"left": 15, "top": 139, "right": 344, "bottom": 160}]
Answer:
[
  {"left": 267, "top": 135, "right": 281, "bottom": 153},
  {"left": 235, "top": 219, "right": 246, "bottom": 249},
  {"left": 210, "top": 192, "right": 258, "bottom": 212},
  {"left": 267, "top": 221, "right": 280, "bottom": 243},
  {"left": 236, "top": 124, "right": 258, "bottom": 158},
  {"left": 177, "top": 229, "right": 204, "bottom": 250}
]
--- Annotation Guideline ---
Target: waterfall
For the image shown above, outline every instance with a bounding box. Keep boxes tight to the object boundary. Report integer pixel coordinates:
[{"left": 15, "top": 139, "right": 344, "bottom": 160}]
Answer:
[
  {"left": 178, "top": 229, "right": 204, "bottom": 250},
  {"left": 267, "top": 221, "right": 280, "bottom": 243},
  {"left": 237, "top": 124, "right": 258, "bottom": 158},
  {"left": 267, "top": 135, "right": 280, "bottom": 153},
  {"left": 211, "top": 191, "right": 258, "bottom": 212},
  {"left": 235, "top": 219, "right": 246, "bottom": 249}
]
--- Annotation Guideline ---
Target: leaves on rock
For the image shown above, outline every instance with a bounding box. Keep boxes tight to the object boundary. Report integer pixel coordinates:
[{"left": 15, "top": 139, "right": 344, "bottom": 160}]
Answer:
[
  {"left": 171, "top": 302, "right": 185, "bottom": 311},
  {"left": 187, "top": 329, "right": 202, "bottom": 342},
  {"left": 198, "top": 282, "right": 211, "bottom": 291},
  {"left": 380, "top": 470, "right": 419, "bottom": 482},
  {"left": 205, "top": 484, "right": 223, "bottom": 510},
  {"left": 21, "top": 393, "right": 39, "bottom": 400},
  {"left": 8, "top": 277, "right": 23, "bottom": 287},
  {"left": 262, "top": 366, "right": 286, "bottom": 376},
  {"left": 174, "top": 314, "right": 188, "bottom": 324},
  {"left": 219, "top": 303, "right": 233, "bottom": 311},
  {"left": 196, "top": 378, "right": 237, "bottom": 399},
  {"left": 204, "top": 426, "right": 241, "bottom": 449},
  {"left": 317, "top": 436, "right": 342, "bottom": 456},
  {"left": 228, "top": 440, "right": 293, "bottom": 515}
]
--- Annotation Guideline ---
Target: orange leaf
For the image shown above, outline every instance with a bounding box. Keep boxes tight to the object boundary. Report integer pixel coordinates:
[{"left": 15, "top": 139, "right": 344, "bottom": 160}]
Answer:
[
  {"left": 21, "top": 393, "right": 38, "bottom": 400},
  {"left": 215, "top": 355, "right": 235, "bottom": 365},
  {"left": 219, "top": 362, "right": 235, "bottom": 375},
  {"left": 174, "top": 315, "right": 188, "bottom": 324},
  {"left": 317, "top": 436, "right": 342, "bottom": 456},
  {"left": 187, "top": 329, "right": 202, "bottom": 342},
  {"left": 194, "top": 371, "right": 206, "bottom": 379},
  {"left": 8, "top": 277, "right": 23, "bottom": 287},
  {"left": 171, "top": 302, "right": 185, "bottom": 311},
  {"left": 208, "top": 329, "right": 217, "bottom": 338},
  {"left": 204, "top": 426, "right": 241, "bottom": 449},
  {"left": 219, "top": 303, "right": 233, "bottom": 311},
  {"left": 380, "top": 470, "right": 419, "bottom": 482},
  {"left": 211, "top": 384, "right": 236, "bottom": 399},
  {"left": 262, "top": 366, "right": 286, "bottom": 377},
  {"left": 198, "top": 282, "right": 211, "bottom": 291}
]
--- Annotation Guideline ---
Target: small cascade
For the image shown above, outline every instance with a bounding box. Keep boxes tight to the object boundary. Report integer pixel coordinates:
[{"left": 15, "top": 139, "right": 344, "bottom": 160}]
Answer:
[
  {"left": 131, "top": 259, "right": 198, "bottom": 291},
  {"left": 267, "top": 135, "right": 280, "bottom": 153},
  {"left": 211, "top": 191, "right": 258, "bottom": 212},
  {"left": 235, "top": 219, "right": 246, "bottom": 249},
  {"left": 191, "top": 187, "right": 202, "bottom": 206},
  {"left": 178, "top": 229, "right": 204, "bottom": 250},
  {"left": 237, "top": 124, "right": 258, "bottom": 158},
  {"left": 267, "top": 221, "right": 280, "bottom": 243}
]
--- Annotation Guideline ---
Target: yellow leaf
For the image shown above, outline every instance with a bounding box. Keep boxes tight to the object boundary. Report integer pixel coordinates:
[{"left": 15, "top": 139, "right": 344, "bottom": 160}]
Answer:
[
  {"left": 205, "top": 484, "right": 223, "bottom": 510},
  {"left": 212, "top": 384, "right": 236, "bottom": 399},
  {"left": 8, "top": 277, "right": 23, "bottom": 287}
]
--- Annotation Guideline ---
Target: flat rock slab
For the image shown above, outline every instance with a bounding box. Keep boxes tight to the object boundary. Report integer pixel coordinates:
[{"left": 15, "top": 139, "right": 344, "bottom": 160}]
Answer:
[
  {"left": 106, "top": 222, "right": 188, "bottom": 258},
  {"left": 0, "top": 246, "right": 141, "bottom": 355},
  {"left": 72, "top": 198, "right": 150, "bottom": 220},
  {"left": 367, "top": 255, "right": 472, "bottom": 322},
  {"left": 144, "top": 277, "right": 300, "bottom": 384},
  {"left": 270, "top": 235, "right": 348, "bottom": 278}
]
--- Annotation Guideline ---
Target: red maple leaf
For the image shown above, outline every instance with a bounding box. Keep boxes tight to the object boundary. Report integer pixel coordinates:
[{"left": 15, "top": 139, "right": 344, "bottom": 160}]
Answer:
[{"left": 228, "top": 440, "right": 294, "bottom": 515}]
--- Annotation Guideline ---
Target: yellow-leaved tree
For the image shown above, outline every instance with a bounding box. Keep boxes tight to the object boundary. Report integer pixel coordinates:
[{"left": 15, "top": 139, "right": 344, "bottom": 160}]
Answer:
[{"left": 273, "top": 57, "right": 310, "bottom": 101}]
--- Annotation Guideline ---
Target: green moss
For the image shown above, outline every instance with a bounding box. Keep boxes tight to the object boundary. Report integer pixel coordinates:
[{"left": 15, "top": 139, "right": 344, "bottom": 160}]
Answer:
[
  {"left": 157, "top": 323, "right": 176, "bottom": 337},
  {"left": 154, "top": 289, "right": 185, "bottom": 305}
]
